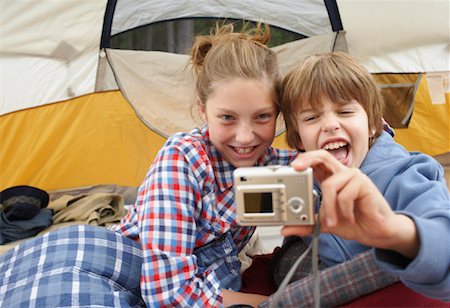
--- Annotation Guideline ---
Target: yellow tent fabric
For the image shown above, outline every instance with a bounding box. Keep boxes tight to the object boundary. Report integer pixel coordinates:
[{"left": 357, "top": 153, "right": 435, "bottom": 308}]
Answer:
[
  {"left": 4, "top": 48, "right": 448, "bottom": 189},
  {"left": 0, "top": 91, "right": 166, "bottom": 191},
  {"left": 1, "top": 76, "right": 448, "bottom": 192},
  {"left": 374, "top": 73, "right": 449, "bottom": 156},
  {"left": 394, "top": 76, "right": 449, "bottom": 156},
  {"left": 0, "top": 90, "right": 292, "bottom": 192}
]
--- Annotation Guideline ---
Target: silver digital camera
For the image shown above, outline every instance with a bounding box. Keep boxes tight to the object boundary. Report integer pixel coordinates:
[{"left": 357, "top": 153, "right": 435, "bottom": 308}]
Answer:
[{"left": 234, "top": 165, "right": 315, "bottom": 226}]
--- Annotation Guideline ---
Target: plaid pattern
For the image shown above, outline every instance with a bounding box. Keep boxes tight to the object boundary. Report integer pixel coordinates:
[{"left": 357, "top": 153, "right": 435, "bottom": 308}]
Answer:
[
  {"left": 260, "top": 249, "right": 399, "bottom": 308},
  {"left": 111, "top": 125, "right": 297, "bottom": 307},
  {"left": 0, "top": 225, "right": 144, "bottom": 307},
  {"left": 272, "top": 237, "right": 328, "bottom": 287}
]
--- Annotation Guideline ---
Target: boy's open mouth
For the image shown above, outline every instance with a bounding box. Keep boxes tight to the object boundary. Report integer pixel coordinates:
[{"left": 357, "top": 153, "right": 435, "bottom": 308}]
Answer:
[{"left": 322, "top": 141, "right": 349, "bottom": 163}]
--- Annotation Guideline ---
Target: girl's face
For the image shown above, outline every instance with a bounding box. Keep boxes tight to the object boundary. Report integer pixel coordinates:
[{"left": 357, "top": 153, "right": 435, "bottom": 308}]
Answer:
[
  {"left": 200, "top": 78, "right": 277, "bottom": 168},
  {"left": 296, "top": 96, "right": 371, "bottom": 168}
]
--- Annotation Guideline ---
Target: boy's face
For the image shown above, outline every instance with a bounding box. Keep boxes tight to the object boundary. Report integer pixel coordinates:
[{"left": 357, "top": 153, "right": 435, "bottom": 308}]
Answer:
[
  {"left": 295, "top": 96, "right": 371, "bottom": 168},
  {"left": 200, "top": 78, "right": 277, "bottom": 168}
]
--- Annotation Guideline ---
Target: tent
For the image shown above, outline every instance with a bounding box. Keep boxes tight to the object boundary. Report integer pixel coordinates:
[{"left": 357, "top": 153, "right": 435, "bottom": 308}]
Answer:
[{"left": 1, "top": 0, "right": 449, "bottom": 192}]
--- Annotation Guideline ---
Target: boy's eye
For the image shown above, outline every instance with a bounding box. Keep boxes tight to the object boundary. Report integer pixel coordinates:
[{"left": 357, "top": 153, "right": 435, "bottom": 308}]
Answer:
[
  {"left": 339, "top": 109, "right": 354, "bottom": 115},
  {"left": 303, "top": 115, "right": 318, "bottom": 122}
]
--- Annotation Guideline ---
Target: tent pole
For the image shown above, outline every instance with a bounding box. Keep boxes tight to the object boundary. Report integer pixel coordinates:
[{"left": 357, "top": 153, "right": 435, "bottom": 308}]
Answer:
[
  {"left": 101, "top": 0, "right": 118, "bottom": 48},
  {"left": 324, "top": 0, "right": 343, "bottom": 31}
]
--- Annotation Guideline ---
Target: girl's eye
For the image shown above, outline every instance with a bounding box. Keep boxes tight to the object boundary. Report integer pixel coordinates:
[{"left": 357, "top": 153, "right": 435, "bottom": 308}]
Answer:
[
  {"left": 221, "top": 115, "right": 234, "bottom": 121},
  {"left": 256, "top": 113, "right": 273, "bottom": 120}
]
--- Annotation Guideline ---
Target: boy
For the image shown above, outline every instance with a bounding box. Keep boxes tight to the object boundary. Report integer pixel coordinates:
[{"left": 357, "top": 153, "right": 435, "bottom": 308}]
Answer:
[{"left": 276, "top": 52, "right": 450, "bottom": 303}]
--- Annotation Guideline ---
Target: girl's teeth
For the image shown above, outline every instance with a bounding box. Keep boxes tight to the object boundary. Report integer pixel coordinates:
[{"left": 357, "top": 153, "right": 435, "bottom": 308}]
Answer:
[{"left": 235, "top": 147, "right": 253, "bottom": 154}]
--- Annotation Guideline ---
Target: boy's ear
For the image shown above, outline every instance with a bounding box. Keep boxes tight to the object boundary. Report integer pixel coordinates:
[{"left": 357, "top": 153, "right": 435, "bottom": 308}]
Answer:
[{"left": 297, "top": 138, "right": 305, "bottom": 151}]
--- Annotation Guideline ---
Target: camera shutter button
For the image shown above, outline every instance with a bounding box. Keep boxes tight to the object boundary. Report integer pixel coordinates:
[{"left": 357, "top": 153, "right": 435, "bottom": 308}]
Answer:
[{"left": 288, "top": 197, "right": 304, "bottom": 213}]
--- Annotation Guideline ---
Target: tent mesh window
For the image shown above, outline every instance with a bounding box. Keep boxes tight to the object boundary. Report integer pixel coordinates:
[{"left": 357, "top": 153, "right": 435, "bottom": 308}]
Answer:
[
  {"left": 374, "top": 73, "right": 422, "bottom": 128},
  {"left": 110, "top": 18, "right": 306, "bottom": 54}
]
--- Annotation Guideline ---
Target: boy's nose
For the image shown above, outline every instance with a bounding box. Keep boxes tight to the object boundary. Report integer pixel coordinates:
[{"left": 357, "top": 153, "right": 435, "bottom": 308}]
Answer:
[{"left": 321, "top": 115, "right": 340, "bottom": 132}]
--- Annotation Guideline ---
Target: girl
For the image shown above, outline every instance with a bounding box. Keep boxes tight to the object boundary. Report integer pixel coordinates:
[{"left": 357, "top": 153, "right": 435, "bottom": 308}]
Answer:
[{"left": 110, "top": 23, "right": 296, "bottom": 307}]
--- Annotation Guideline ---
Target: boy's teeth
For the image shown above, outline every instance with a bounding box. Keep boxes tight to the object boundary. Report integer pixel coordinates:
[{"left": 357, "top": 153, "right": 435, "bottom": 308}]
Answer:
[{"left": 323, "top": 141, "right": 347, "bottom": 150}]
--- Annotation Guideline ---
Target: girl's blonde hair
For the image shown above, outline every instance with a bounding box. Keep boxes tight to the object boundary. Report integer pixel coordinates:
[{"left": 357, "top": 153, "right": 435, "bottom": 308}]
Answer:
[
  {"left": 280, "top": 52, "right": 385, "bottom": 150},
  {"left": 190, "top": 22, "right": 281, "bottom": 111}
]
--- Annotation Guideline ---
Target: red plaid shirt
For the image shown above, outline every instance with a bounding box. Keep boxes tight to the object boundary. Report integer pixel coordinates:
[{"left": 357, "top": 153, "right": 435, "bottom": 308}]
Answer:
[{"left": 113, "top": 126, "right": 297, "bottom": 307}]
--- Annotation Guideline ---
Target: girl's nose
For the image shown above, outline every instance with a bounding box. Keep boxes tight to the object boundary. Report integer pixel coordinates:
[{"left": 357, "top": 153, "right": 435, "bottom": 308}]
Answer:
[{"left": 235, "top": 123, "right": 255, "bottom": 144}]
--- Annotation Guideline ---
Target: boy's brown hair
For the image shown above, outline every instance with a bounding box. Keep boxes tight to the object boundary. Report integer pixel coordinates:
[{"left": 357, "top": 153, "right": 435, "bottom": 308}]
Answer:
[{"left": 280, "top": 52, "right": 385, "bottom": 150}]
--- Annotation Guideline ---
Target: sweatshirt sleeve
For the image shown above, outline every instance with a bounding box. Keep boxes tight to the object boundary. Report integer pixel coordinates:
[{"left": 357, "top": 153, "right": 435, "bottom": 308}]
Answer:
[{"left": 374, "top": 154, "right": 450, "bottom": 302}]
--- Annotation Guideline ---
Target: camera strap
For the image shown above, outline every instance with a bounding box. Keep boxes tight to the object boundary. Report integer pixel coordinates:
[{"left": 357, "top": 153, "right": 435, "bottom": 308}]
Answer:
[{"left": 268, "top": 222, "right": 321, "bottom": 308}]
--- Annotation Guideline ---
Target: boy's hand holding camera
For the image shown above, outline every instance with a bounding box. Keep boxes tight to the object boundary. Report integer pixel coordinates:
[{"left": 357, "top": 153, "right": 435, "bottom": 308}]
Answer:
[{"left": 282, "top": 150, "right": 420, "bottom": 260}]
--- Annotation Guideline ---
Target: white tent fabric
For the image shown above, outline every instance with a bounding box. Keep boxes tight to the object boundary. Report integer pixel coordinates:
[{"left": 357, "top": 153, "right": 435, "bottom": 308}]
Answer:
[
  {"left": 338, "top": 0, "right": 450, "bottom": 73},
  {"left": 1, "top": 0, "right": 105, "bottom": 115},
  {"left": 112, "top": 0, "right": 331, "bottom": 37},
  {"left": 2, "top": 0, "right": 449, "bottom": 116},
  {"left": 107, "top": 49, "right": 198, "bottom": 136},
  {"left": 107, "top": 32, "right": 342, "bottom": 137},
  {"left": 111, "top": 0, "right": 450, "bottom": 73}
]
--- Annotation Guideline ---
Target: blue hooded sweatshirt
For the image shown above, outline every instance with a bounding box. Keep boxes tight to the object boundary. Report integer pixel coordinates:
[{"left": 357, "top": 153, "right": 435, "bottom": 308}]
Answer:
[{"left": 310, "top": 131, "right": 450, "bottom": 301}]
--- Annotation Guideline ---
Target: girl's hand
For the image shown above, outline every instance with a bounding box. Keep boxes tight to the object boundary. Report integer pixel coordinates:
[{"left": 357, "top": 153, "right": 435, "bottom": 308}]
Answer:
[
  {"left": 282, "top": 150, "right": 419, "bottom": 259},
  {"left": 222, "top": 290, "right": 268, "bottom": 308}
]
